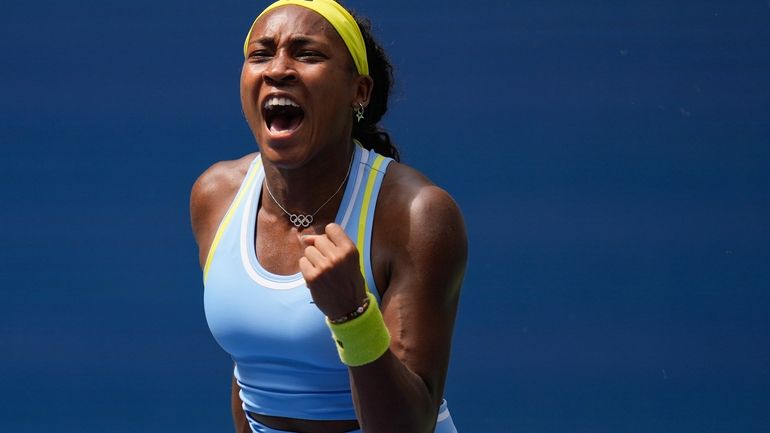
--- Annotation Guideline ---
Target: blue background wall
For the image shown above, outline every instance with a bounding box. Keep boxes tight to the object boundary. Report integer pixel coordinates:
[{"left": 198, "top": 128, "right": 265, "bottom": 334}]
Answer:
[{"left": 1, "top": 1, "right": 769, "bottom": 432}]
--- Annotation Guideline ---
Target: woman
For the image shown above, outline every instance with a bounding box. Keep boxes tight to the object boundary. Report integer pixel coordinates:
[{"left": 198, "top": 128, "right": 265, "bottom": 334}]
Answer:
[{"left": 190, "top": 1, "right": 467, "bottom": 432}]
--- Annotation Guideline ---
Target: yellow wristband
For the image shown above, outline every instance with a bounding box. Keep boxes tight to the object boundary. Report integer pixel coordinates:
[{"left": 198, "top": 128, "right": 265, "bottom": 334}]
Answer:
[{"left": 326, "top": 292, "right": 390, "bottom": 367}]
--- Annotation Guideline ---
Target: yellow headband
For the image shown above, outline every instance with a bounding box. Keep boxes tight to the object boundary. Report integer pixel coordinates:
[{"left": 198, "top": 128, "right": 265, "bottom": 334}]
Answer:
[{"left": 243, "top": 0, "right": 369, "bottom": 76}]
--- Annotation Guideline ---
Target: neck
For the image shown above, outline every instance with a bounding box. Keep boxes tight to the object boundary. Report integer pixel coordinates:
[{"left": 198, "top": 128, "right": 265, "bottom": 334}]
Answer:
[{"left": 260, "top": 140, "right": 356, "bottom": 225}]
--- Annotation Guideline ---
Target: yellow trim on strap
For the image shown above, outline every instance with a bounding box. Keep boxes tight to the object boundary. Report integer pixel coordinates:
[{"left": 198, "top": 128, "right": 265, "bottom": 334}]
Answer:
[
  {"left": 203, "top": 159, "right": 262, "bottom": 283},
  {"left": 356, "top": 155, "right": 385, "bottom": 289},
  {"left": 243, "top": 0, "right": 369, "bottom": 76}
]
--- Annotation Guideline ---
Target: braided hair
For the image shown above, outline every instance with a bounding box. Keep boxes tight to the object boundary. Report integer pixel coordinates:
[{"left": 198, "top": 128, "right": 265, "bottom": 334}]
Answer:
[{"left": 349, "top": 13, "right": 400, "bottom": 162}]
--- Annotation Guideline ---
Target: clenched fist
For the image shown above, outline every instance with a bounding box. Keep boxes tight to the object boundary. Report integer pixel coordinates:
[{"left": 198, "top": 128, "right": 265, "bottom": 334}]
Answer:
[{"left": 298, "top": 223, "right": 369, "bottom": 320}]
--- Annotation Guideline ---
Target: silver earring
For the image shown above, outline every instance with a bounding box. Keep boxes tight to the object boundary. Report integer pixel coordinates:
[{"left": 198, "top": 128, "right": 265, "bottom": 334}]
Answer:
[{"left": 354, "top": 103, "right": 365, "bottom": 123}]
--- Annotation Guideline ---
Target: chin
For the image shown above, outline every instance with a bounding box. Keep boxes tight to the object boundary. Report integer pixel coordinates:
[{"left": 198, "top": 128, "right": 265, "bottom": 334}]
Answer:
[{"left": 256, "top": 133, "right": 314, "bottom": 169}]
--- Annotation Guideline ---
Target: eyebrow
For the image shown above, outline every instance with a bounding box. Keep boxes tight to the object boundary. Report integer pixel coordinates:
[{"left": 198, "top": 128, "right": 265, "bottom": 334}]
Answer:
[
  {"left": 249, "top": 36, "right": 275, "bottom": 48},
  {"left": 248, "top": 35, "right": 324, "bottom": 48}
]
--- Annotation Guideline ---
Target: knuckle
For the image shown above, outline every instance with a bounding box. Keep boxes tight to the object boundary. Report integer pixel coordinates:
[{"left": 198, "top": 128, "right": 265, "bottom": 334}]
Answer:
[
  {"left": 304, "top": 269, "right": 320, "bottom": 284},
  {"left": 315, "top": 261, "right": 328, "bottom": 273},
  {"left": 340, "top": 235, "right": 355, "bottom": 249},
  {"left": 342, "top": 244, "right": 359, "bottom": 260}
]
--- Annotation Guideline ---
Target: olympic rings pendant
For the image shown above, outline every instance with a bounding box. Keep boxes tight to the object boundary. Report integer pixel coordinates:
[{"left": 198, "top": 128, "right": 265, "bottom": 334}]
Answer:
[{"left": 289, "top": 213, "right": 314, "bottom": 228}]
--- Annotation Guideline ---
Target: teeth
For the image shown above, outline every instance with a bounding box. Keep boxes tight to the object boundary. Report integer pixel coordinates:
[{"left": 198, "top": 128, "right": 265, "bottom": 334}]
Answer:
[{"left": 264, "top": 97, "right": 299, "bottom": 110}]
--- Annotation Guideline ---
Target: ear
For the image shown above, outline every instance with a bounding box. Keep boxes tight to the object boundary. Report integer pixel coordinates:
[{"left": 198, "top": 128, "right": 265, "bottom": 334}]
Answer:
[{"left": 353, "top": 75, "right": 374, "bottom": 107}]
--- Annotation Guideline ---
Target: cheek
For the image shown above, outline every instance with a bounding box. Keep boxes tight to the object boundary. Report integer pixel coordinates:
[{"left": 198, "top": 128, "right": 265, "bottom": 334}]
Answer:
[
  {"left": 313, "top": 84, "right": 352, "bottom": 115},
  {"left": 240, "top": 65, "right": 259, "bottom": 99}
]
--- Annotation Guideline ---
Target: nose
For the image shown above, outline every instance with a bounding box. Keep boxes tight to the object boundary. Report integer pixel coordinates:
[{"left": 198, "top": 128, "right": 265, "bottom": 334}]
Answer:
[{"left": 263, "top": 50, "right": 297, "bottom": 86}]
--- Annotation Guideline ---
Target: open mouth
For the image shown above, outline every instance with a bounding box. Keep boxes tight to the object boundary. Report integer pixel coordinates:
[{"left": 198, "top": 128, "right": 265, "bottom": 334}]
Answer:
[{"left": 263, "top": 96, "right": 304, "bottom": 134}]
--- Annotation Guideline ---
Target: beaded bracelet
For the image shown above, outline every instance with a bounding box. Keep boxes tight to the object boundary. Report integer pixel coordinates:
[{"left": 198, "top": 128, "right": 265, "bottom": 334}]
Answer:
[
  {"left": 327, "top": 295, "right": 371, "bottom": 324},
  {"left": 326, "top": 291, "right": 391, "bottom": 366}
]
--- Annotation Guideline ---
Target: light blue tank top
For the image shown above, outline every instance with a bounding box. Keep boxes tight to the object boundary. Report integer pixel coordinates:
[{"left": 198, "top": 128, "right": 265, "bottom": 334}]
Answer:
[{"left": 204, "top": 144, "right": 392, "bottom": 420}]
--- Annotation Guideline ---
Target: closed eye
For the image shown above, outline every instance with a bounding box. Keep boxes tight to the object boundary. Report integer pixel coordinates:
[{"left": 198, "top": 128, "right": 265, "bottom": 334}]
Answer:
[
  {"left": 297, "top": 50, "right": 326, "bottom": 62},
  {"left": 248, "top": 50, "right": 273, "bottom": 62}
]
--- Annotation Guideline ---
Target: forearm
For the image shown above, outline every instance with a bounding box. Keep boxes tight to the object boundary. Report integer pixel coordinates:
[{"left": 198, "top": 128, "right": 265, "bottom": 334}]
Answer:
[
  {"left": 300, "top": 221, "right": 458, "bottom": 432},
  {"left": 349, "top": 350, "right": 437, "bottom": 433}
]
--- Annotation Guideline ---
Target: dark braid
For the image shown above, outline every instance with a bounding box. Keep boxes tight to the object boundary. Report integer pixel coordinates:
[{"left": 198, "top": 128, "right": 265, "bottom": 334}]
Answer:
[{"left": 348, "top": 14, "right": 400, "bottom": 162}]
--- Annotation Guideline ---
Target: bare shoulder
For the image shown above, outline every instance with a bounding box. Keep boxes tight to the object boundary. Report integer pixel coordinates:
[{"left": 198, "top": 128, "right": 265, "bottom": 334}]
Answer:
[
  {"left": 379, "top": 162, "right": 466, "bottom": 245},
  {"left": 191, "top": 153, "right": 256, "bottom": 207},
  {"left": 190, "top": 152, "right": 258, "bottom": 268},
  {"left": 375, "top": 162, "right": 468, "bottom": 296}
]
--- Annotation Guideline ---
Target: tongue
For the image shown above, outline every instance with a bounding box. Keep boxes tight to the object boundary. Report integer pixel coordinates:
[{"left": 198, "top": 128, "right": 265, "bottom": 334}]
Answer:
[{"left": 270, "top": 114, "right": 302, "bottom": 133}]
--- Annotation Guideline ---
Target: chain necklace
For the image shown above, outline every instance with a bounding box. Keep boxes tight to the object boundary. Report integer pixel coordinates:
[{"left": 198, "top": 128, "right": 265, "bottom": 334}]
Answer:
[{"left": 263, "top": 152, "right": 354, "bottom": 229}]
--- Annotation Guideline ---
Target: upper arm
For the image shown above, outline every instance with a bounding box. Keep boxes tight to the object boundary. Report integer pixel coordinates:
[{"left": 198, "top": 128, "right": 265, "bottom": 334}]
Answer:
[{"left": 376, "top": 169, "right": 468, "bottom": 407}]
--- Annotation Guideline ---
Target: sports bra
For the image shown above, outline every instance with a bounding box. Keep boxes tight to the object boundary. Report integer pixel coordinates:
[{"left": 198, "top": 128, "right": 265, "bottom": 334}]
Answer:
[{"left": 203, "top": 144, "right": 392, "bottom": 420}]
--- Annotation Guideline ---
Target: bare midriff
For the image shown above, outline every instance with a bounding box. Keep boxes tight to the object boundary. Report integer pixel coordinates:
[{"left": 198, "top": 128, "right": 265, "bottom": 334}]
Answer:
[{"left": 248, "top": 412, "right": 360, "bottom": 433}]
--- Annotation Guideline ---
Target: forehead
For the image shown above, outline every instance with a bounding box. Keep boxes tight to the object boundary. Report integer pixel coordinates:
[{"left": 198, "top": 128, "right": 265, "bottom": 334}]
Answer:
[{"left": 250, "top": 5, "right": 337, "bottom": 42}]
